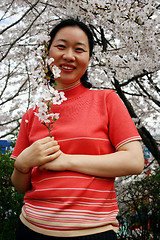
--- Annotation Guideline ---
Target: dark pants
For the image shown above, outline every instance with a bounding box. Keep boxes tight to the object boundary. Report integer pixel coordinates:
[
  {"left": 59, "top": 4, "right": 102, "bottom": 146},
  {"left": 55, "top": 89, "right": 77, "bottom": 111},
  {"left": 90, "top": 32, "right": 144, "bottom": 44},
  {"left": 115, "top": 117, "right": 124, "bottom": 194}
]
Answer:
[{"left": 16, "top": 220, "right": 118, "bottom": 240}]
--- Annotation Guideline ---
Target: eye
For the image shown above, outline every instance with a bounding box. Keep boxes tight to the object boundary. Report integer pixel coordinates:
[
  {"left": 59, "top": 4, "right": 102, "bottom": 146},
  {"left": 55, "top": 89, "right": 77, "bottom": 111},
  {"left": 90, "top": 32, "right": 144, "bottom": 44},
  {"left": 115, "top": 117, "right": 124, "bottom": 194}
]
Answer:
[
  {"left": 75, "top": 48, "right": 86, "bottom": 53},
  {"left": 56, "top": 44, "right": 66, "bottom": 49}
]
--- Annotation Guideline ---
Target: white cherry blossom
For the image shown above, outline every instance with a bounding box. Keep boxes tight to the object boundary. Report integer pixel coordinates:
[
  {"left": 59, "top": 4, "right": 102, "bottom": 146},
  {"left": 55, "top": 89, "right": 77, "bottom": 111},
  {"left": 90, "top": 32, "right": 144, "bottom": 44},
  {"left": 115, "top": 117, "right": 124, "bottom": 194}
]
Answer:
[
  {"left": 51, "top": 65, "right": 61, "bottom": 79},
  {"left": 47, "top": 58, "right": 54, "bottom": 65}
]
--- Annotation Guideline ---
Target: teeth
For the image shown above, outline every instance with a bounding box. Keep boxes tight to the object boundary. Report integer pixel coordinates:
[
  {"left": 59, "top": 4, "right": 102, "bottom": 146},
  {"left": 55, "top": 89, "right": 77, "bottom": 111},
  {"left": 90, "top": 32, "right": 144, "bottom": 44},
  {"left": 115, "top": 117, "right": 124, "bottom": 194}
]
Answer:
[{"left": 62, "top": 66, "right": 74, "bottom": 70}]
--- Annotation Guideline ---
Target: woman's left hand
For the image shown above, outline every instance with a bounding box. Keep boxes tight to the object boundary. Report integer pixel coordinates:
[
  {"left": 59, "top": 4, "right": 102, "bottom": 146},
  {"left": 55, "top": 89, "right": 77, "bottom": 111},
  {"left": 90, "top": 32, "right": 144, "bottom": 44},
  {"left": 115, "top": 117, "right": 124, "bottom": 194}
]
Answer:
[{"left": 39, "top": 150, "right": 70, "bottom": 172}]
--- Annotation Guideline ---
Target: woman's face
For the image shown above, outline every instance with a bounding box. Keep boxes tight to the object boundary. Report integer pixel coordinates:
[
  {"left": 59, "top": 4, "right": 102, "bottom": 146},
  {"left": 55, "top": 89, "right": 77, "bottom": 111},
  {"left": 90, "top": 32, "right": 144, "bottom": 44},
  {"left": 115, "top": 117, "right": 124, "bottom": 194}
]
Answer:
[{"left": 49, "top": 26, "right": 90, "bottom": 90}]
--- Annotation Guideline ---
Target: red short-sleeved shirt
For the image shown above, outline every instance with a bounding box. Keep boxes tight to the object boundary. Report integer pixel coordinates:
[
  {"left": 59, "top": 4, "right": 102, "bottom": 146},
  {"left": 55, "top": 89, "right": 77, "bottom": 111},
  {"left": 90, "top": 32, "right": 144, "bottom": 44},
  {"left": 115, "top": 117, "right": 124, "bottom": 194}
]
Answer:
[{"left": 11, "top": 83, "right": 141, "bottom": 237}]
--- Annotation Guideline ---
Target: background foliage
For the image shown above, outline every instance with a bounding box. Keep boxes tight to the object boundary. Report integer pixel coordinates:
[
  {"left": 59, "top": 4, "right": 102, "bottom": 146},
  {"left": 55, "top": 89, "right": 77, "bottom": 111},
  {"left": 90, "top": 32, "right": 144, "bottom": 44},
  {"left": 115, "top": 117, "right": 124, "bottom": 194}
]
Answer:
[
  {"left": 0, "top": 149, "right": 24, "bottom": 240},
  {"left": 117, "top": 169, "right": 160, "bottom": 239}
]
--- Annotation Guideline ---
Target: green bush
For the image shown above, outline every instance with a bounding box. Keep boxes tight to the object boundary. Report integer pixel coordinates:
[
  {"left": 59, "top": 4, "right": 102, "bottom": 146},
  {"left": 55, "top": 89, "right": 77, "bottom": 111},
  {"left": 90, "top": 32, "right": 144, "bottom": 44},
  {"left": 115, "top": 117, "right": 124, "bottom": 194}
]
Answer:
[
  {"left": 117, "top": 169, "right": 160, "bottom": 240},
  {"left": 0, "top": 149, "right": 24, "bottom": 240}
]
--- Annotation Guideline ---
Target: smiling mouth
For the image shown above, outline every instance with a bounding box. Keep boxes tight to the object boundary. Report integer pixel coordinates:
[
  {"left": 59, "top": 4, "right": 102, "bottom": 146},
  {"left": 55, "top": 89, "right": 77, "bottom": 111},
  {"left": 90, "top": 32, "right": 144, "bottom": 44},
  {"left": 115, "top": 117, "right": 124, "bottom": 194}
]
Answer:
[{"left": 60, "top": 65, "right": 76, "bottom": 70}]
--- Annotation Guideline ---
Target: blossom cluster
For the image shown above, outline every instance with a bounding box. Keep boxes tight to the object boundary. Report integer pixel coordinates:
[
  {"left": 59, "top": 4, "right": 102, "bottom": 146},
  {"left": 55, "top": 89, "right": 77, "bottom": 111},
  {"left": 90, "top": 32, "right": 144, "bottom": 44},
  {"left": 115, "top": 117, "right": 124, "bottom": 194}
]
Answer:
[
  {"left": 32, "top": 41, "right": 67, "bottom": 137},
  {"left": 34, "top": 83, "right": 67, "bottom": 136},
  {"left": 64, "top": 0, "right": 159, "bottom": 88},
  {"left": 33, "top": 40, "right": 60, "bottom": 86}
]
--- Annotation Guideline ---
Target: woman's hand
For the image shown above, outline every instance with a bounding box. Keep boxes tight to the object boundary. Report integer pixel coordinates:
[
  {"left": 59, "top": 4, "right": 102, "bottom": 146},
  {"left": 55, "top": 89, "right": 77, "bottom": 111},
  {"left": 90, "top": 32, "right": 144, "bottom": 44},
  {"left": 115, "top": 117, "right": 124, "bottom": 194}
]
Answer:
[
  {"left": 14, "top": 137, "right": 61, "bottom": 173},
  {"left": 39, "top": 150, "right": 70, "bottom": 172}
]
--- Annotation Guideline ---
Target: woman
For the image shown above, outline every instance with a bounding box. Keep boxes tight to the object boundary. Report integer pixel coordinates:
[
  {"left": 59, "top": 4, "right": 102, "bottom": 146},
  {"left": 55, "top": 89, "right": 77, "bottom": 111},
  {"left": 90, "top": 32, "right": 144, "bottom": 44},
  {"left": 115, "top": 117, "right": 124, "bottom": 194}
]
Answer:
[{"left": 11, "top": 18, "right": 144, "bottom": 240}]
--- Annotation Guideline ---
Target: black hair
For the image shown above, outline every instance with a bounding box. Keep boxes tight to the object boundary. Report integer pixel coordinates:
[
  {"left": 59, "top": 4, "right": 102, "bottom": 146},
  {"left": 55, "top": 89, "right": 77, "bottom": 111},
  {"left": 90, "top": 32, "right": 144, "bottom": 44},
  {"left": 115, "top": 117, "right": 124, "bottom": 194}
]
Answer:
[{"left": 48, "top": 18, "right": 94, "bottom": 88}]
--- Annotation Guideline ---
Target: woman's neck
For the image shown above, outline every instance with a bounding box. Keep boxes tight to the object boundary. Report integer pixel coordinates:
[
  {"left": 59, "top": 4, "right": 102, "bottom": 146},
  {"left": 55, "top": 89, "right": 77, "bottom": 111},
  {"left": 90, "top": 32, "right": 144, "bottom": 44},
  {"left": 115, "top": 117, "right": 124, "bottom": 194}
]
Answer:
[{"left": 54, "top": 80, "right": 80, "bottom": 91}]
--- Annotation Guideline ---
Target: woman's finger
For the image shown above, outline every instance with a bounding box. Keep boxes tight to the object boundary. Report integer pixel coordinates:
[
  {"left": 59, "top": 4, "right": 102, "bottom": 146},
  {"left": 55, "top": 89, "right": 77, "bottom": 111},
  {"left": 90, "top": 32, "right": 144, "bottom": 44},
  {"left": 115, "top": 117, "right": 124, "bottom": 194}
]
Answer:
[
  {"left": 44, "top": 145, "right": 60, "bottom": 156},
  {"left": 41, "top": 150, "right": 62, "bottom": 166}
]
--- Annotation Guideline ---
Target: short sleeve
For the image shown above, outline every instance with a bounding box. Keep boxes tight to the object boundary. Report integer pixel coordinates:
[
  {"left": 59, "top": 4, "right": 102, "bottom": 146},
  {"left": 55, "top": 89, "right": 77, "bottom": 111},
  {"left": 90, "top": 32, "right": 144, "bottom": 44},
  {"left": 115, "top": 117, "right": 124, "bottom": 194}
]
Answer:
[
  {"left": 106, "top": 91, "right": 141, "bottom": 150},
  {"left": 10, "top": 112, "right": 30, "bottom": 159}
]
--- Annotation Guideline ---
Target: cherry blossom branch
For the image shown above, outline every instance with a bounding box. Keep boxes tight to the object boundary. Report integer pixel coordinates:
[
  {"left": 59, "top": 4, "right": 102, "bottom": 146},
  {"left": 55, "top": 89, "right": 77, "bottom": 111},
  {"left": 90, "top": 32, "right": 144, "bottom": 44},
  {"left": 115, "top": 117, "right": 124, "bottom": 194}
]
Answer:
[{"left": 32, "top": 41, "right": 67, "bottom": 137}]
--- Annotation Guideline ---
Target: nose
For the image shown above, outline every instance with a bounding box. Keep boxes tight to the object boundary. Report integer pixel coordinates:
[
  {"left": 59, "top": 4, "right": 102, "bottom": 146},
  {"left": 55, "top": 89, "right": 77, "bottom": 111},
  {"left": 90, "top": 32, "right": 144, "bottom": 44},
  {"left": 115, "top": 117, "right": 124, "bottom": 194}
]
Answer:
[{"left": 63, "top": 48, "right": 75, "bottom": 62}]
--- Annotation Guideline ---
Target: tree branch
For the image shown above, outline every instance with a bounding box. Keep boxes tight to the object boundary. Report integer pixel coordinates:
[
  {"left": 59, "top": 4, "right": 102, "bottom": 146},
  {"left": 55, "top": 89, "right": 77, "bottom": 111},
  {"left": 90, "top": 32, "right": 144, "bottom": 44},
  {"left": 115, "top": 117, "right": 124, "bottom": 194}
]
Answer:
[
  {"left": 0, "top": 0, "right": 40, "bottom": 35},
  {"left": 0, "top": 3, "right": 47, "bottom": 62},
  {"left": 0, "top": 79, "right": 27, "bottom": 106},
  {"left": 112, "top": 77, "right": 160, "bottom": 165},
  {"left": 135, "top": 79, "right": 160, "bottom": 107}
]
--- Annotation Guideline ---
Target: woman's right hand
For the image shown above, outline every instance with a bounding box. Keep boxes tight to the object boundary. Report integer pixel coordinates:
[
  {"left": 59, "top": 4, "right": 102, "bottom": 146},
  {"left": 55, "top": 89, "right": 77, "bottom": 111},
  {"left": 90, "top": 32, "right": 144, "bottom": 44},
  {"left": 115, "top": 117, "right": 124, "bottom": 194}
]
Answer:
[{"left": 14, "top": 137, "right": 61, "bottom": 173}]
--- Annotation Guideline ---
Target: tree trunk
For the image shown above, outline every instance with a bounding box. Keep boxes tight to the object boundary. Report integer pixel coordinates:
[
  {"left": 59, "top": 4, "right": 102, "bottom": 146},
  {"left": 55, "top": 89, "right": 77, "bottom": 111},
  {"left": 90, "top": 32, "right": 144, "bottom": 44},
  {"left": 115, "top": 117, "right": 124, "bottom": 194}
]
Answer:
[{"left": 113, "top": 78, "right": 160, "bottom": 165}]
